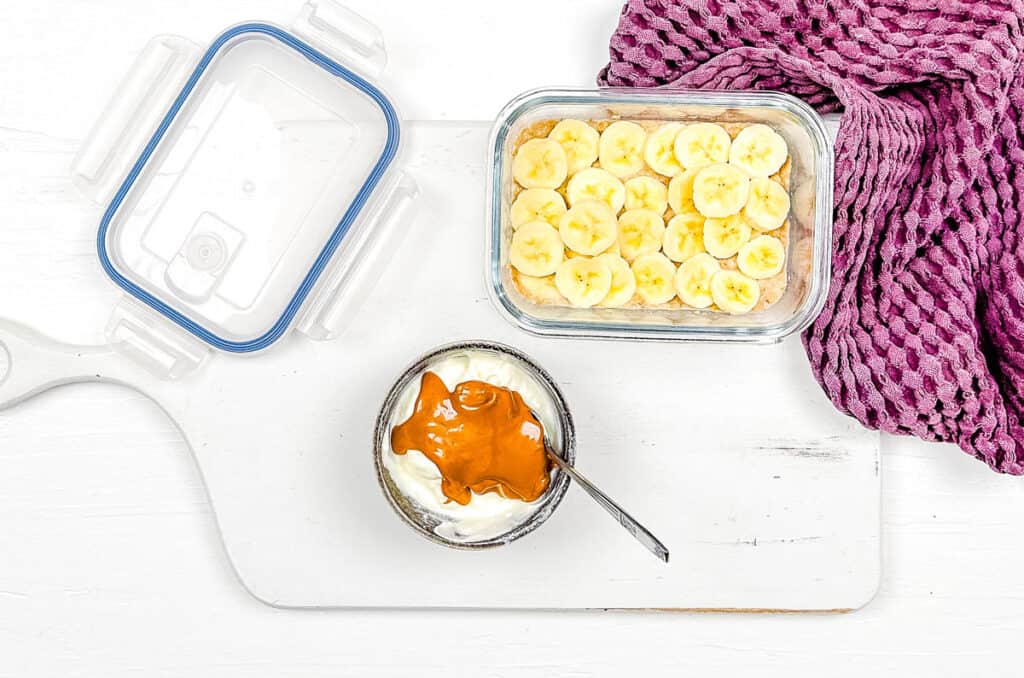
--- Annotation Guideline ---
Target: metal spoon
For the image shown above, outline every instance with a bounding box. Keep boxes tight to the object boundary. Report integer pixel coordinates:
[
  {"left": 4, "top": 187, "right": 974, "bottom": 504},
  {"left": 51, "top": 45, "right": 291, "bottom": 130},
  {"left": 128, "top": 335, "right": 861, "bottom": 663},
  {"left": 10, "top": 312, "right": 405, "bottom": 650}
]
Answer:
[{"left": 543, "top": 439, "right": 670, "bottom": 564}]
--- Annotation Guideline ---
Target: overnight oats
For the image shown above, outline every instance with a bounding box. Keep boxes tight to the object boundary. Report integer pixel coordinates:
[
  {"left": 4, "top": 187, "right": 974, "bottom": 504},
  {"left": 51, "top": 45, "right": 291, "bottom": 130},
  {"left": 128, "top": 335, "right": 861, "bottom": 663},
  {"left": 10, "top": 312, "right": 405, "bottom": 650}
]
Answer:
[
  {"left": 508, "top": 119, "right": 791, "bottom": 314},
  {"left": 374, "top": 342, "right": 575, "bottom": 548},
  {"left": 487, "top": 89, "right": 833, "bottom": 342}
]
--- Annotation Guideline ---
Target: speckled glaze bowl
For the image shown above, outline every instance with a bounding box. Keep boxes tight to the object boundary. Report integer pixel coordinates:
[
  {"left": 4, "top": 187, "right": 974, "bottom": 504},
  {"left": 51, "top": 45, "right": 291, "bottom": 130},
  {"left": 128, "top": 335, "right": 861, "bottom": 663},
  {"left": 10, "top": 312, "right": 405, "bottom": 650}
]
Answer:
[{"left": 373, "top": 340, "right": 576, "bottom": 550}]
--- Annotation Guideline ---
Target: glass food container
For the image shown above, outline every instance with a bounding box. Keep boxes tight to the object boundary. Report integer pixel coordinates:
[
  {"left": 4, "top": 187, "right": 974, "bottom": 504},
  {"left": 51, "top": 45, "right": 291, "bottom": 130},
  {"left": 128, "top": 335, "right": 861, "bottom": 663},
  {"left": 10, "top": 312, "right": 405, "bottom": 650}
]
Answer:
[{"left": 486, "top": 88, "right": 834, "bottom": 343}]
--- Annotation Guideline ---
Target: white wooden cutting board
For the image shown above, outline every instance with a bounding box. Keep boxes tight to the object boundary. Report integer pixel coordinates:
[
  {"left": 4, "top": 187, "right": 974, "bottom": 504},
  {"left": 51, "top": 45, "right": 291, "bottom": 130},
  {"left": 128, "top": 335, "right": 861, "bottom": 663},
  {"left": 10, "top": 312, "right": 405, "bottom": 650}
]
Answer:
[{"left": 0, "top": 121, "right": 879, "bottom": 611}]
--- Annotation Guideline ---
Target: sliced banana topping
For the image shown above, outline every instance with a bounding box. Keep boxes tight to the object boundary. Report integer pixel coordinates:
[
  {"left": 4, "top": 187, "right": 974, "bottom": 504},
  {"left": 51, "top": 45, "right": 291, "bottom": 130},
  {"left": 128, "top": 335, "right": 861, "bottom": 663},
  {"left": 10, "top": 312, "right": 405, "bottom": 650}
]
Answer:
[
  {"left": 617, "top": 208, "right": 666, "bottom": 261},
  {"left": 548, "top": 119, "right": 600, "bottom": 174},
  {"left": 692, "top": 163, "right": 751, "bottom": 218},
  {"left": 512, "top": 138, "right": 568, "bottom": 189},
  {"left": 729, "top": 124, "right": 788, "bottom": 177},
  {"left": 631, "top": 252, "right": 677, "bottom": 305},
  {"left": 643, "top": 122, "right": 685, "bottom": 176},
  {"left": 710, "top": 270, "right": 760, "bottom": 314},
  {"left": 559, "top": 199, "right": 618, "bottom": 255},
  {"left": 567, "top": 167, "right": 626, "bottom": 212},
  {"left": 510, "top": 220, "right": 564, "bottom": 277},
  {"left": 667, "top": 169, "right": 700, "bottom": 216},
  {"left": 704, "top": 213, "right": 753, "bottom": 259},
  {"left": 598, "top": 121, "right": 647, "bottom": 178},
  {"left": 662, "top": 212, "right": 706, "bottom": 263},
  {"left": 555, "top": 256, "right": 613, "bottom": 307},
  {"left": 743, "top": 177, "right": 791, "bottom": 231},
  {"left": 595, "top": 253, "right": 637, "bottom": 307},
  {"left": 674, "top": 122, "right": 731, "bottom": 170},
  {"left": 508, "top": 118, "right": 790, "bottom": 315},
  {"left": 737, "top": 234, "right": 785, "bottom": 279},
  {"left": 624, "top": 176, "right": 669, "bottom": 214},
  {"left": 511, "top": 188, "right": 567, "bottom": 229},
  {"left": 675, "top": 252, "right": 721, "bottom": 308},
  {"left": 515, "top": 272, "right": 566, "bottom": 304}
]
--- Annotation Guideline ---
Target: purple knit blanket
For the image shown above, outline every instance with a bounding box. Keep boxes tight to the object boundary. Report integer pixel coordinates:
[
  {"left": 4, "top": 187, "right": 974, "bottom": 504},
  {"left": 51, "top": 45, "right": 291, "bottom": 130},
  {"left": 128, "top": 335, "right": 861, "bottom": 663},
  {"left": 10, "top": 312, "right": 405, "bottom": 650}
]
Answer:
[{"left": 600, "top": 0, "right": 1024, "bottom": 474}]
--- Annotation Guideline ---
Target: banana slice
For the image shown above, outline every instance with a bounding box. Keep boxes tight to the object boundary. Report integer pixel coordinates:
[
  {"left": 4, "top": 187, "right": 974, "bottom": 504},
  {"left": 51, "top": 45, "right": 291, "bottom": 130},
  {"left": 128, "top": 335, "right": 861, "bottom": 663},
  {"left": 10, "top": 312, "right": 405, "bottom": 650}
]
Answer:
[
  {"left": 554, "top": 257, "right": 612, "bottom": 307},
  {"left": 729, "top": 124, "right": 788, "bottom": 177},
  {"left": 598, "top": 121, "right": 647, "bottom": 178},
  {"left": 743, "top": 177, "right": 791, "bottom": 231},
  {"left": 510, "top": 188, "right": 567, "bottom": 229},
  {"left": 512, "top": 138, "right": 568, "bottom": 189},
  {"left": 548, "top": 119, "right": 600, "bottom": 174},
  {"left": 595, "top": 253, "right": 637, "bottom": 307},
  {"left": 515, "top": 272, "right": 566, "bottom": 304},
  {"left": 566, "top": 168, "right": 626, "bottom": 212},
  {"left": 617, "top": 209, "right": 666, "bottom": 261},
  {"left": 674, "top": 252, "right": 721, "bottom": 308},
  {"left": 662, "top": 213, "right": 706, "bottom": 262},
  {"left": 598, "top": 237, "right": 621, "bottom": 257},
  {"left": 624, "top": 176, "right": 669, "bottom": 214},
  {"left": 710, "top": 270, "right": 761, "bottom": 314},
  {"left": 510, "top": 220, "right": 564, "bottom": 276},
  {"left": 703, "top": 214, "right": 753, "bottom": 259},
  {"left": 643, "top": 123, "right": 685, "bottom": 176},
  {"left": 631, "top": 252, "right": 677, "bottom": 305},
  {"left": 674, "top": 123, "right": 731, "bottom": 170},
  {"left": 559, "top": 200, "right": 618, "bottom": 255},
  {"left": 692, "top": 163, "right": 751, "bottom": 218},
  {"left": 737, "top": 234, "right": 785, "bottom": 279},
  {"left": 667, "top": 169, "right": 699, "bottom": 215}
]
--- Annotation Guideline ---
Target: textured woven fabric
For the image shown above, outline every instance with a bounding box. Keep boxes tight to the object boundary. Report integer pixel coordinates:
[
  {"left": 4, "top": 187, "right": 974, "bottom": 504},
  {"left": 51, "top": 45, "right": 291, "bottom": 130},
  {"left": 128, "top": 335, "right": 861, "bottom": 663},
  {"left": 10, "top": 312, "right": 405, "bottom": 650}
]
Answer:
[{"left": 600, "top": 0, "right": 1024, "bottom": 474}]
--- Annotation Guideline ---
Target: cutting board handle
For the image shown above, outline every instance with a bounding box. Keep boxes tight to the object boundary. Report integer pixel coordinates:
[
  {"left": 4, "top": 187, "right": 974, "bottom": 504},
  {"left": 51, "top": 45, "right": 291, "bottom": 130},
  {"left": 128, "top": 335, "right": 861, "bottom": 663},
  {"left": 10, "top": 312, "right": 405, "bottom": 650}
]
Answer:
[{"left": 0, "top": 318, "right": 137, "bottom": 409}]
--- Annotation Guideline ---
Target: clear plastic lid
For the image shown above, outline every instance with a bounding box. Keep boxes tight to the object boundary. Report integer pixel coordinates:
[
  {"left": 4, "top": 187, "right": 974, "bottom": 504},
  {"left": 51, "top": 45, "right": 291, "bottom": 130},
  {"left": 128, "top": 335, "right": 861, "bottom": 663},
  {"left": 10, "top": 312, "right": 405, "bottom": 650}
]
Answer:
[{"left": 93, "top": 21, "right": 400, "bottom": 353}]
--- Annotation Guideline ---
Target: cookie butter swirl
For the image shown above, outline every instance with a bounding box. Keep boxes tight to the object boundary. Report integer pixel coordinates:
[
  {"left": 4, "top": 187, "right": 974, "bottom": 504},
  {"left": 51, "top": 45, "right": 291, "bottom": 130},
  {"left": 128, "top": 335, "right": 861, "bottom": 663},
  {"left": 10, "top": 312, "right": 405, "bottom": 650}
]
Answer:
[{"left": 390, "top": 371, "right": 552, "bottom": 505}]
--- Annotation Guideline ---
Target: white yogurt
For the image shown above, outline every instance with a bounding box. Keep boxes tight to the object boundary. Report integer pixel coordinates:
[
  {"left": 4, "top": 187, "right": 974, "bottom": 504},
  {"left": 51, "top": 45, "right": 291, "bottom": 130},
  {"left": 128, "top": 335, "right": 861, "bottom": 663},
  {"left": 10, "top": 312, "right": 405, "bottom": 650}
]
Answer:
[{"left": 383, "top": 349, "right": 560, "bottom": 543}]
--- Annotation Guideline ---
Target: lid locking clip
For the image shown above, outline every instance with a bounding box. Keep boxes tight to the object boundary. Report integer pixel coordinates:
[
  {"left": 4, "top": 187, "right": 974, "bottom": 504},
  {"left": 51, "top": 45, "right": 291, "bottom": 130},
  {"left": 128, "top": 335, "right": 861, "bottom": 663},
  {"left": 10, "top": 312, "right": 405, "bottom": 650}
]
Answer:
[
  {"left": 291, "top": 0, "right": 388, "bottom": 77},
  {"left": 106, "top": 299, "right": 209, "bottom": 379}
]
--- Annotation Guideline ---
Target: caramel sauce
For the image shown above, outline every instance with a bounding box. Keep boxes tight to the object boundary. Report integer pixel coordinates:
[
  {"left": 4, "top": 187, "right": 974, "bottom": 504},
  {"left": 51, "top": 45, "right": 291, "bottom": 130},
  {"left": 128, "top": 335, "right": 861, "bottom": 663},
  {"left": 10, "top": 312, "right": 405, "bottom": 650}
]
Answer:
[{"left": 390, "top": 371, "right": 552, "bottom": 505}]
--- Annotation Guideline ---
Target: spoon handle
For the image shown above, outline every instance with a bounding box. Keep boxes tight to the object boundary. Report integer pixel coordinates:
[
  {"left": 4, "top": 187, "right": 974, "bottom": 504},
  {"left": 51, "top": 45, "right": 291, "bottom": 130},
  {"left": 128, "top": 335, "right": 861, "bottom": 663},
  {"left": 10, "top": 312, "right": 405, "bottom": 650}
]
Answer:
[{"left": 545, "top": 445, "right": 670, "bottom": 564}]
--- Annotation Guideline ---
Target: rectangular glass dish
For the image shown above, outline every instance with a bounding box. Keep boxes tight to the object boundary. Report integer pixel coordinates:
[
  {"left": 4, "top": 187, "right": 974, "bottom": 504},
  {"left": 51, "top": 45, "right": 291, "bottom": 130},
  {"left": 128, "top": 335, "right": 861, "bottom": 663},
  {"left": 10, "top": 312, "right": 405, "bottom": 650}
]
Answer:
[{"left": 486, "top": 88, "right": 833, "bottom": 343}]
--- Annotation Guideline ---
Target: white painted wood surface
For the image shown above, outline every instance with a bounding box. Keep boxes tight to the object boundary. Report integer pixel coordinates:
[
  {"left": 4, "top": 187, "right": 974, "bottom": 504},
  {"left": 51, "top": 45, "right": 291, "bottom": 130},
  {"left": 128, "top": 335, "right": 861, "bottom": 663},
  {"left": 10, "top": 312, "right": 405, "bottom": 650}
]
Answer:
[{"left": 0, "top": 0, "right": 1021, "bottom": 674}]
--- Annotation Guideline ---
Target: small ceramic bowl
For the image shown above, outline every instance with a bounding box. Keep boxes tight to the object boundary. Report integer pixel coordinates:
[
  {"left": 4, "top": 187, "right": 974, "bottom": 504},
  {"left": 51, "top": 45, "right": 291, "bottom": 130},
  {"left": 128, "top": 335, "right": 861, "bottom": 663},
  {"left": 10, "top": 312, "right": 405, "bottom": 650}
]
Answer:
[{"left": 373, "top": 340, "right": 576, "bottom": 550}]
